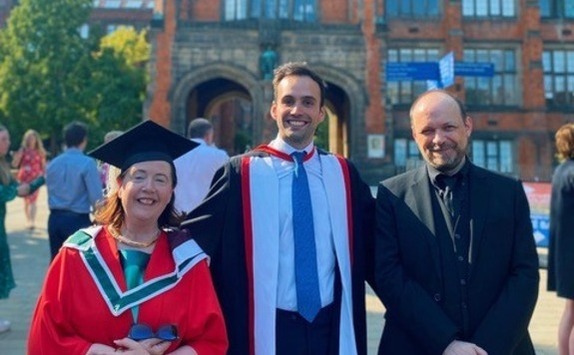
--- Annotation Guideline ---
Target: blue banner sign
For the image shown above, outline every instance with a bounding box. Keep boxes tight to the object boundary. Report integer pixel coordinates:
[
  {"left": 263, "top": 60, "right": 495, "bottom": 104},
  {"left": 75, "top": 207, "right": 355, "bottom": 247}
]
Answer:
[
  {"left": 531, "top": 214, "right": 550, "bottom": 247},
  {"left": 454, "top": 62, "right": 495, "bottom": 77},
  {"left": 386, "top": 62, "right": 439, "bottom": 82},
  {"left": 386, "top": 59, "right": 494, "bottom": 83}
]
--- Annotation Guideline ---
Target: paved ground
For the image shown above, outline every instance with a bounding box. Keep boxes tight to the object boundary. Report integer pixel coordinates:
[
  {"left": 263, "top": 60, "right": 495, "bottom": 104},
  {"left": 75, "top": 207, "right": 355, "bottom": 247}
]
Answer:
[{"left": 0, "top": 187, "right": 562, "bottom": 354}]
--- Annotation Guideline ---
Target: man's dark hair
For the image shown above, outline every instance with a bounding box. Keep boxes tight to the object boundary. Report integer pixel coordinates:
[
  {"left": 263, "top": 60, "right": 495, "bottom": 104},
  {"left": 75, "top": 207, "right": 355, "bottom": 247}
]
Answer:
[
  {"left": 64, "top": 121, "right": 88, "bottom": 148},
  {"left": 272, "top": 61, "right": 327, "bottom": 106},
  {"left": 187, "top": 118, "right": 213, "bottom": 139}
]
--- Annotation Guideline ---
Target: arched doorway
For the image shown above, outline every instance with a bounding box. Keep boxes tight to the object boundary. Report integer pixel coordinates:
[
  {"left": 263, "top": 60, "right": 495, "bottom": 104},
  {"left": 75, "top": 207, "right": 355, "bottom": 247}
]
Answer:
[
  {"left": 324, "top": 83, "right": 350, "bottom": 157},
  {"left": 185, "top": 79, "right": 254, "bottom": 156},
  {"left": 170, "top": 64, "right": 265, "bottom": 155}
]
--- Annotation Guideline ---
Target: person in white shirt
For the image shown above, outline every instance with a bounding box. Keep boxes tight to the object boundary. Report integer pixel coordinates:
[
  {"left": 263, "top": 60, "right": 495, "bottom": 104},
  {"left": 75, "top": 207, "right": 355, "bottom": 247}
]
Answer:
[{"left": 174, "top": 118, "right": 229, "bottom": 214}]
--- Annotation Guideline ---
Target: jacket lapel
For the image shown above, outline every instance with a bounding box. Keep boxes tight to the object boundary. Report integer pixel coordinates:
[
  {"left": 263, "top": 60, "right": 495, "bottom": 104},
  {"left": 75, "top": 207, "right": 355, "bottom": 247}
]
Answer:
[
  {"left": 406, "top": 166, "right": 436, "bottom": 236},
  {"left": 405, "top": 166, "right": 441, "bottom": 277}
]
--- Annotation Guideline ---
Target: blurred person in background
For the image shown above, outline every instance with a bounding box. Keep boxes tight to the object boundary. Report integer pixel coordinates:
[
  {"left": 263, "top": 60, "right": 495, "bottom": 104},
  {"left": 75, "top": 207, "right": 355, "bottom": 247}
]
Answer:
[
  {"left": 0, "top": 124, "right": 44, "bottom": 334},
  {"left": 547, "top": 123, "right": 574, "bottom": 355},
  {"left": 173, "top": 118, "right": 228, "bottom": 214},
  {"left": 46, "top": 121, "right": 103, "bottom": 260},
  {"left": 11, "top": 129, "right": 47, "bottom": 230}
]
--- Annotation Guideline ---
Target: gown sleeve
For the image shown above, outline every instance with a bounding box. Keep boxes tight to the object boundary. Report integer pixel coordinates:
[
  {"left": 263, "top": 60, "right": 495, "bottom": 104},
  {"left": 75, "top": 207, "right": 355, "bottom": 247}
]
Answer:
[
  {"left": 0, "top": 180, "right": 18, "bottom": 203},
  {"left": 181, "top": 259, "right": 228, "bottom": 354},
  {"left": 28, "top": 248, "right": 93, "bottom": 354}
]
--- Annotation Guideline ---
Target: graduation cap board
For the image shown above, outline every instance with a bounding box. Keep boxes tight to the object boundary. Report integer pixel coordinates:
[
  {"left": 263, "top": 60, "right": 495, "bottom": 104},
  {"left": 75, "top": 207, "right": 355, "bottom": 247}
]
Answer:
[{"left": 88, "top": 120, "right": 198, "bottom": 171}]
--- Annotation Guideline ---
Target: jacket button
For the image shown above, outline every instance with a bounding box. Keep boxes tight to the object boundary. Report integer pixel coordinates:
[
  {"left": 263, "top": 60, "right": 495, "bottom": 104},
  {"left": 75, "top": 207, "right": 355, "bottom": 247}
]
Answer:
[{"left": 434, "top": 293, "right": 441, "bottom": 302}]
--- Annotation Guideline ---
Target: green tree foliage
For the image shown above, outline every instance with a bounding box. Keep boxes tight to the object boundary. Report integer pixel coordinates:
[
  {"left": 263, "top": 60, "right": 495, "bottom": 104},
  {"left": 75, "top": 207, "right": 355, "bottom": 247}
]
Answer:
[
  {"left": 76, "top": 26, "right": 149, "bottom": 147},
  {"left": 0, "top": 0, "right": 93, "bottom": 153},
  {"left": 100, "top": 26, "right": 149, "bottom": 67},
  {"left": 0, "top": 0, "right": 149, "bottom": 155}
]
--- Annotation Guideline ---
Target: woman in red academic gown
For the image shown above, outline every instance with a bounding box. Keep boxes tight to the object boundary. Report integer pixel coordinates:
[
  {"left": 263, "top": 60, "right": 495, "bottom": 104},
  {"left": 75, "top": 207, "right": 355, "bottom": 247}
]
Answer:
[{"left": 28, "top": 121, "right": 228, "bottom": 355}]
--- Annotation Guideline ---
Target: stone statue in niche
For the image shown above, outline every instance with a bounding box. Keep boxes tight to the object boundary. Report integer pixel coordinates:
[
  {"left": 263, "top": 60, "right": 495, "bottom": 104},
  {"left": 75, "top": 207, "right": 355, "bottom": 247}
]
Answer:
[{"left": 260, "top": 47, "right": 278, "bottom": 80}]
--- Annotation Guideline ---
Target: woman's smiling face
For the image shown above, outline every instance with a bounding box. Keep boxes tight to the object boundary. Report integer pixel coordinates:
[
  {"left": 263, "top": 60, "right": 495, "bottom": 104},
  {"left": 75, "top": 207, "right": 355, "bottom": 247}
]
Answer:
[{"left": 118, "top": 160, "right": 174, "bottom": 223}]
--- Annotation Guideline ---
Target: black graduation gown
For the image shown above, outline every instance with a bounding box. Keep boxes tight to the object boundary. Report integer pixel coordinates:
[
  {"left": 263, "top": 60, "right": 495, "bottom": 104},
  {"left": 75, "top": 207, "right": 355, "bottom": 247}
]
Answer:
[{"left": 182, "top": 148, "right": 375, "bottom": 355}]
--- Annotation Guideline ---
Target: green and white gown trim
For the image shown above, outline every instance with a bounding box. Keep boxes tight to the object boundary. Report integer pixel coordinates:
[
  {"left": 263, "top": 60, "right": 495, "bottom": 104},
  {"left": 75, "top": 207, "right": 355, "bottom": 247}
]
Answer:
[{"left": 63, "top": 226, "right": 207, "bottom": 317}]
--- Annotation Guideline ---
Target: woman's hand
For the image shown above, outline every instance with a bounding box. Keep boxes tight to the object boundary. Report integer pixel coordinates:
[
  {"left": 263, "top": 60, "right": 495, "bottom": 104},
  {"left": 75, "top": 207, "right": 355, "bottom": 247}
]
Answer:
[
  {"left": 17, "top": 183, "right": 30, "bottom": 197},
  {"left": 112, "top": 337, "right": 172, "bottom": 355},
  {"left": 86, "top": 343, "right": 119, "bottom": 354}
]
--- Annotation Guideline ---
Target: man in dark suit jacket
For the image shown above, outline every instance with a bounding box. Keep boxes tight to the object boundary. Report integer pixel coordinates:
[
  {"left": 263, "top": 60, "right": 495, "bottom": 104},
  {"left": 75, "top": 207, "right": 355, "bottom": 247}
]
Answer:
[{"left": 374, "top": 90, "right": 539, "bottom": 355}]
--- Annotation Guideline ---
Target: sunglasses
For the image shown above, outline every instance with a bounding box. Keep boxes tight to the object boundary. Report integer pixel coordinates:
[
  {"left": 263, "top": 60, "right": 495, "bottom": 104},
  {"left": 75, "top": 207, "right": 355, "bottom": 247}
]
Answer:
[{"left": 128, "top": 323, "right": 179, "bottom": 341}]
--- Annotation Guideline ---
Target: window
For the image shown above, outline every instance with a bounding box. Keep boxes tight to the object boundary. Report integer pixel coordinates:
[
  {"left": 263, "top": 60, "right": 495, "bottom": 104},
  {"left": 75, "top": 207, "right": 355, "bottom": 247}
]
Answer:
[
  {"left": 462, "top": 0, "right": 515, "bottom": 17},
  {"left": 394, "top": 138, "right": 423, "bottom": 172},
  {"left": 125, "top": 0, "right": 143, "bottom": 8},
  {"left": 225, "top": 0, "right": 248, "bottom": 19},
  {"left": 543, "top": 49, "right": 574, "bottom": 107},
  {"left": 386, "top": 47, "right": 441, "bottom": 105},
  {"left": 540, "top": 0, "right": 574, "bottom": 18},
  {"left": 224, "top": 0, "right": 316, "bottom": 21},
  {"left": 103, "top": 0, "right": 121, "bottom": 8},
  {"left": 463, "top": 48, "right": 518, "bottom": 106},
  {"left": 375, "top": 0, "right": 385, "bottom": 23},
  {"left": 472, "top": 139, "right": 513, "bottom": 174},
  {"left": 79, "top": 24, "right": 90, "bottom": 39},
  {"left": 385, "top": 0, "right": 440, "bottom": 18},
  {"left": 106, "top": 24, "right": 118, "bottom": 33}
]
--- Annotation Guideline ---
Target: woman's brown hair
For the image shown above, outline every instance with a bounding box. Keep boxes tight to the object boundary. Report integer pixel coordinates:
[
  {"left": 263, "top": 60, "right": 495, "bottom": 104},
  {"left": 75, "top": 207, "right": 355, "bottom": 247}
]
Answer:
[{"left": 555, "top": 123, "right": 574, "bottom": 163}]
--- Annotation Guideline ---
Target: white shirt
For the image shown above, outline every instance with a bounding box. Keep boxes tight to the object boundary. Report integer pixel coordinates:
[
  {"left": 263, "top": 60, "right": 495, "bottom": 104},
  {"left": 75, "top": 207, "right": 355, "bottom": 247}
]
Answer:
[
  {"left": 174, "top": 139, "right": 229, "bottom": 214},
  {"left": 269, "top": 138, "right": 335, "bottom": 311}
]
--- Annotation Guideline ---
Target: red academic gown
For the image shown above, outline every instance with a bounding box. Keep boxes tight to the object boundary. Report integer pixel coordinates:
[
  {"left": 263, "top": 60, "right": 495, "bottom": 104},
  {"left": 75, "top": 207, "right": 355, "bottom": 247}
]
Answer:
[{"left": 28, "top": 226, "right": 227, "bottom": 354}]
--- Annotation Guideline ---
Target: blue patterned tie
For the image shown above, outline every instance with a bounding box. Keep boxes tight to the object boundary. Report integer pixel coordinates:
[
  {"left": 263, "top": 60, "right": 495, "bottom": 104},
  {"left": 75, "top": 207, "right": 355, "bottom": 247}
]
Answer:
[{"left": 291, "top": 151, "right": 321, "bottom": 322}]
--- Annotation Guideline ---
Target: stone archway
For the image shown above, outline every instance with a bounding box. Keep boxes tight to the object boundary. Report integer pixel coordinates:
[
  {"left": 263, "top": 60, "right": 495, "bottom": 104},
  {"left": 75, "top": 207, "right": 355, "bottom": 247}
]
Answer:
[
  {"left": 171, "top": 64, "right": 266, "bottom": 155},
  {"left": 315, "top": 63, "right": 366, "bottom": 158}
]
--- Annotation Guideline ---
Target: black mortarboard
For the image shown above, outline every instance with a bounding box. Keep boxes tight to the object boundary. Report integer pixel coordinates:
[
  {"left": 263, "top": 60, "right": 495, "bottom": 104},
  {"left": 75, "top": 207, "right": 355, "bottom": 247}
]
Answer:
[{"left": 88, "top": 120, "right": 198, "bottom": 171}]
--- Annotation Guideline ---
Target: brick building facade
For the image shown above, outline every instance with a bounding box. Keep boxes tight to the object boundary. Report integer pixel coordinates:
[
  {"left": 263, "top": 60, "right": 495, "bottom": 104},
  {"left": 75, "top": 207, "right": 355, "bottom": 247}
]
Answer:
[
  {"left": 3, "top": 0, "right": 573, "bottom": 184},
  {"left": 145, "top": 0, "right": 574, "bottom": 184}
]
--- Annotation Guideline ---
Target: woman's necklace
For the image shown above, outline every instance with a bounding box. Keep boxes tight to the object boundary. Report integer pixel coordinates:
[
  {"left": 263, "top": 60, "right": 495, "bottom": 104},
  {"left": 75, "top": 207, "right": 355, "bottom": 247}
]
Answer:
[{"left": 109, "top": 227, "right": 161, "bottom": 249}]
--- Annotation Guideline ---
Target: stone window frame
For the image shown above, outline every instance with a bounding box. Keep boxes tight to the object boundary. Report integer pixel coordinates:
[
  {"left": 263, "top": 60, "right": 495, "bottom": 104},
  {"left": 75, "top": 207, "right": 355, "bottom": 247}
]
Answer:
[
  {"left": 384, "top": 0, "right": 441, "bottom": 18},
  {"left": 542, "top": 48, "right": 574, "bottom": 109},
  {"left": 223, "top": 0, "right": 317, "bottom": 22},
  {"left": 471, "top": 139, "right": 514, "bottom": 174},
  {"left": 539, "top": 0, "right": 574, "bottom": 18},
  {"left": 462, "top": 0, "right": 516, "bottom": 17},
  {"left": 393, "top": 138, "right": 423, "bottom": 173},
  {"left": 462, "top": 47, "right": 520, "bottom": 107}
]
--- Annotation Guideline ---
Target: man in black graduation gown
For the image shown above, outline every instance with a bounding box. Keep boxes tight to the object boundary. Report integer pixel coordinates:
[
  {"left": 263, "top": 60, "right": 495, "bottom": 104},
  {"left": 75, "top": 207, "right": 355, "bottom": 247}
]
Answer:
[
  {"left": 181, "top": 62, "right": 374, "bottom": 355},
  {"left": 374, "top": 90, "right": 539, "bottom": 354}
]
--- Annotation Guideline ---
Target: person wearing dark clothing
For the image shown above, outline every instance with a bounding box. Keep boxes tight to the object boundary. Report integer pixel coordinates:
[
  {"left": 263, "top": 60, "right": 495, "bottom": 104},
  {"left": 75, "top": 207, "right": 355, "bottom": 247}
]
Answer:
[
  {"left": 547, "top": 123, "right": 574, "bottom": 355},
  {"left": 374, "top": 90, "right": 539, "bottom": 355}
]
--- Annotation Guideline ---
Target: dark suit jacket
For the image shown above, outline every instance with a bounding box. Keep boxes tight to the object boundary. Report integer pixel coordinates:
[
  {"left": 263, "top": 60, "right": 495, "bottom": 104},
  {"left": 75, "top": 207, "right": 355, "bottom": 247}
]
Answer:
[
  {"left": 183, "top": 148, "right": 375, "bottom": 355},
  {"left": 374, "top": 163, "right": 539, "bottom": 355},
  {"left": 547, "top": 159, "right": 574, "bottom": 298}
]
